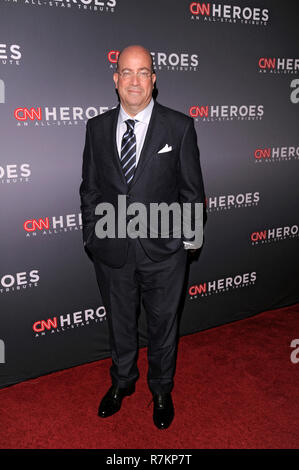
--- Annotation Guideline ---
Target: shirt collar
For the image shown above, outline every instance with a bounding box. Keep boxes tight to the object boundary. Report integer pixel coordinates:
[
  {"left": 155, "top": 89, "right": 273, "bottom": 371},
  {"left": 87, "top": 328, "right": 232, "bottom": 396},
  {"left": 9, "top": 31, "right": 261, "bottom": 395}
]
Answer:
[{"left": 119, "top": 98, "right": 154, "bottom": 125}]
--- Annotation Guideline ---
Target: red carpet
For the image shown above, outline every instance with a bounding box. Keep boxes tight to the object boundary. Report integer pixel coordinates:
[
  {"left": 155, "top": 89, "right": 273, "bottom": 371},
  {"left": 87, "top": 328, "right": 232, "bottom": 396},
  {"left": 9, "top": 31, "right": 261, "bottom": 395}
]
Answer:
[{"left": 1, "top": 303, "right": 299, "bottom": 449}]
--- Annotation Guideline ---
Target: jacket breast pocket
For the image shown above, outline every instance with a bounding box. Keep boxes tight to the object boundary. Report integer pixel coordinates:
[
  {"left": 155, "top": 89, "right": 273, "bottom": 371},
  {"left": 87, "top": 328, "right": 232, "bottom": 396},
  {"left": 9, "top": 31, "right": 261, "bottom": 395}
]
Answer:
[
  {"left": 153, "top": 150, "right": 177, "bottom": 176},
  {"left": 155, "top": 150, "right": 175, "bottom": 162}
]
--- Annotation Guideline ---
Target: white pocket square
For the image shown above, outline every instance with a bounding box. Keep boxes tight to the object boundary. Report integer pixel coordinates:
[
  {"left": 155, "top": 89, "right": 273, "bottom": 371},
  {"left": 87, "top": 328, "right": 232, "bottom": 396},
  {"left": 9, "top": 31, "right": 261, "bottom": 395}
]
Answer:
[{"left": 158, "top": 144, "right": 172, "bottom": 154}]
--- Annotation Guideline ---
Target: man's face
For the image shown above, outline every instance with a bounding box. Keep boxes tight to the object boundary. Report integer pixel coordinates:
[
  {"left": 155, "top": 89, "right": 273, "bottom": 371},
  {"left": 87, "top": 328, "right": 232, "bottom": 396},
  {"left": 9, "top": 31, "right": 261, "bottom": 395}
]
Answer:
[{"left": 113, "top": 47, "right": 156, "bottom": 115}]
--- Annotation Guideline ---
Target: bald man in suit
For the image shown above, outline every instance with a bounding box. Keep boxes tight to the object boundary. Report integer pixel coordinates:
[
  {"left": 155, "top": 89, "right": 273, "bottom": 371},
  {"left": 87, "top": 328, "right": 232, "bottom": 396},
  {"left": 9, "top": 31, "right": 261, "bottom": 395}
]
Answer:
[{"left": 80, "top": 45, "right": 205, "bottom": 429}]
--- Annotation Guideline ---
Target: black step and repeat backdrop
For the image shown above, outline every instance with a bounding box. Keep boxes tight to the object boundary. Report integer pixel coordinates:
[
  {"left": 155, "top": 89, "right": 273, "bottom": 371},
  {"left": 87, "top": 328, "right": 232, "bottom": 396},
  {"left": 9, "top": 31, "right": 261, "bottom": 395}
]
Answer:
[{"left": 1, "top": 0, "right": 298, "bottom": 388}]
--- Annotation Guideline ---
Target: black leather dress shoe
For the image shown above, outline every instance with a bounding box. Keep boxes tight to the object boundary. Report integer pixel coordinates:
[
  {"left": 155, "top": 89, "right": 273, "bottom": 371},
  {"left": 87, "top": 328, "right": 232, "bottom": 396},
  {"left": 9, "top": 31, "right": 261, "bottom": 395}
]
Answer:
[
  {"left": 98, "top": 384, "right": 135, "bottom": 418},
  {"left": 153, "top": 393, "right": 174, "bottom": 429}
]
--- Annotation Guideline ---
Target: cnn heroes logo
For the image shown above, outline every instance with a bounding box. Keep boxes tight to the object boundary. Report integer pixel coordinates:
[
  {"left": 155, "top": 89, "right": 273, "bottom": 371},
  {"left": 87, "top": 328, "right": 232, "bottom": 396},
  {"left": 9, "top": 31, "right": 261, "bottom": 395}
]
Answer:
[
  {"left": 189, "top": 2, "right": 269, "bottom": 25},
  {"left": 0, "top": 163, "right": 31, "bottom": 184},
  {"left": 189, "top": 271, "right": 256, "bottom": 300},
  {"left": 24, "top": 213, "right": 82, "bottom": 238},
  {"left": 0, "top": 43, "right": 21, "bottom": 65},
  {"left": 254, "top": 146, "right": 299, "bottom": 163},
  {"left": 189, "top": 104, "right": 264, "bottom": 122},
  {"left": 251, "top": 224, "right": 299, "bottom": 245},
  {"left": 14, "top": 105, "right": 111, "bottom": 126},
  {"left": 258, "top": 58, "right": 299, "bottom": 75},
  {"left": 108, "top": 50, "right": 199, "bottom": 72},
  {"left": 32, "top": 305, "right": 106, "bottom": 338},
  {"left": 6, "top": 0, "right": 116, "bottom": 13},
  {"left": 1, "top": 269, "right": 39, "bottom": 294},
  {"left": 206, "top": 191, "right": 260, "bottom": 212}
]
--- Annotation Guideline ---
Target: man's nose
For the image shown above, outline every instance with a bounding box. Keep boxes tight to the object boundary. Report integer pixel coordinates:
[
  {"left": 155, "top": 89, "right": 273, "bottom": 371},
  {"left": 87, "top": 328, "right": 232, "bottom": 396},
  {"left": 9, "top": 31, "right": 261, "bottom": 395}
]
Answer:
[{"left": 130, "top": 73, "right": 140, "bottom": 85}]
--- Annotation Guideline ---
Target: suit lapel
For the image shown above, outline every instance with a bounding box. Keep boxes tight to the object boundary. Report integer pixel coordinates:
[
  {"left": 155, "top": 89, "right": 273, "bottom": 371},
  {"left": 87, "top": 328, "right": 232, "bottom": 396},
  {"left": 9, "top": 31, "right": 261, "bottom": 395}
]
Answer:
[
  {"left": 110, "top": 101, "right": 167, "bottom": 190},
  {"left": 111, "top": 105, "right": 128, "bottom": 186},
  {"left": 129, "top": 101, "right": 166, "bottom": 189}
]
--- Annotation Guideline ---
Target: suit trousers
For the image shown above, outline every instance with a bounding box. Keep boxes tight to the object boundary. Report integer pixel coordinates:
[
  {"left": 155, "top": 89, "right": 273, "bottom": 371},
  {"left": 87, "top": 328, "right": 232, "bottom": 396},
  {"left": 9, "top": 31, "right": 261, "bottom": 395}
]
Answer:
[{"left": 93, "top": 236, "right": 188, "bottom": 394}]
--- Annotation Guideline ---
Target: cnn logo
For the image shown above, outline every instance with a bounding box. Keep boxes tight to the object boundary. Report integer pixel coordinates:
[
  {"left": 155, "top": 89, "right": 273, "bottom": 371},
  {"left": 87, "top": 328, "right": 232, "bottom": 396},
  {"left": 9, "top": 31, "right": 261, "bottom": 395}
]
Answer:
[
  {"left": 14, "top": 107, "right": 42, "bottom": 121},
  {"left": 24, "top": 218, "right": 50, "bottom": 232},
  {"left": 107, "top": 50, "right": 119, "bottom": 63}
]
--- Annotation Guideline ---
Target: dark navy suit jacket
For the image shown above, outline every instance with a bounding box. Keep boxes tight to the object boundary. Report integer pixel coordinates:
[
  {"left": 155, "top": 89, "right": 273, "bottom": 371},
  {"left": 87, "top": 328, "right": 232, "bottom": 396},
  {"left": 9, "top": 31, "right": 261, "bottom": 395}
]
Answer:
[{"left": 79, "top": 100, "right": 206, "bottom": 267}]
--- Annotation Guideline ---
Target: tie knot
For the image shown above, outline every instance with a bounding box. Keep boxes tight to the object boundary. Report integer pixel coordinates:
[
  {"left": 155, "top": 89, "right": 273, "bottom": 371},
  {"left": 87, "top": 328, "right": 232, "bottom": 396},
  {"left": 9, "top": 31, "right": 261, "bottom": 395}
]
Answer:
[{"left": 125, "top": 119, "right": 136, "bottom": 132}]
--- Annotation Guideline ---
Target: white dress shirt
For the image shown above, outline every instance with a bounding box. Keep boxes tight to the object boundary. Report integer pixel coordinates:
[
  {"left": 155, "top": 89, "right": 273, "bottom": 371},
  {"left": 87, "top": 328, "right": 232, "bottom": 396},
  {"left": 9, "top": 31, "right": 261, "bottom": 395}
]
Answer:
[{"left": 116, "top": 98, "right": 154, "bottom": 163}]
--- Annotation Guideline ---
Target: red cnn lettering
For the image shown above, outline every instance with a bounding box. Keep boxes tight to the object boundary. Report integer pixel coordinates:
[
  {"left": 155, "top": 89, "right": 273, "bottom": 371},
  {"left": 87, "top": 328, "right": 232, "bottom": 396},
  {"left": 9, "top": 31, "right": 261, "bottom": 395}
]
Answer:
[
  {"left": 189, "top": 105, "right": 209, "bottom": 118},
  {"left": 33, "top": 317, "right": 57, "bottom": 332},
  {"left": 189, "top": 283, "right": 207, "bottom": 296},
  {"left": 190, "top": 2, "right": 210, "bottom": 15},
  {"left": 251, "top": 231, "right": 267, "bottom": 242},
  {"left": 254, "top": 148, "right": 271, "bottom": 160},
  {"left": 107, "top": 50, "right": 119, "bottom": 63},
  {"left": 258, "top": 58, "right": 276, "bottom": 69},
  {"left": 23, "top": 217, "right": 50, "bottom": 232},
  {"left": 14, "top": 107, "right": 42, "bottom": 121}
]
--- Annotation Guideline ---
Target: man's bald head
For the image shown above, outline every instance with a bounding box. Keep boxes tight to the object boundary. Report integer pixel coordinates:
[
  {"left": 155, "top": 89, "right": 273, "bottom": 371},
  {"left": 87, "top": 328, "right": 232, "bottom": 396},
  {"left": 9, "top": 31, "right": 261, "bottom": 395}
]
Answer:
[
  {"left": 113, "top": 44, "right": 156, "bottom": 116},
  {"left": 116, "top": 45, "right": 154, "bottom": 73}
]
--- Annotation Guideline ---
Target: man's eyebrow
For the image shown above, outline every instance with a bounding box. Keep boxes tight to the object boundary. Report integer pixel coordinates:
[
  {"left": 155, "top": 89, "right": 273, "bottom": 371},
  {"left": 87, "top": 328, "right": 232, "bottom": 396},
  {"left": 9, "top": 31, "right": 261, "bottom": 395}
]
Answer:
[{"left": 120, "top": 67, "right": 151, "bottom": 72}]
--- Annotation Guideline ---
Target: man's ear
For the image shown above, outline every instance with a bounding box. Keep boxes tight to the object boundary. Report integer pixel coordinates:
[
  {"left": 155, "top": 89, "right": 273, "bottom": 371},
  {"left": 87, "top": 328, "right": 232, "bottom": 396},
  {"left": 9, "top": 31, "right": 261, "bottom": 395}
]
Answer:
[
  {"left": 113, "top": 73, "right": 118, "bottom": 89},
  {"left": 151, "top": 73, "right": 156, "bottom": 88}
]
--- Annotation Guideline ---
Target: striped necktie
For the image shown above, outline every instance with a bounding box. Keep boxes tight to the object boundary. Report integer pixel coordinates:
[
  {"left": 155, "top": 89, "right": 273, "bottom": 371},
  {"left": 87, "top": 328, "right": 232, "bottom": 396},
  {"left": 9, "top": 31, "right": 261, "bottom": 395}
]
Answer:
[{"left": 120, "top": 119, "right": 137, "bottom": 184}]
